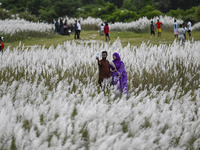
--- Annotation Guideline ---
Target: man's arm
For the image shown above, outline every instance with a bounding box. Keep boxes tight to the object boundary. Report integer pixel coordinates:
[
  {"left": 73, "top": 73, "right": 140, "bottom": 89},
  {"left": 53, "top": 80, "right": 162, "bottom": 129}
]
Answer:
[{"left": 96, "top": 57, "right": 101, "bottom": 66}]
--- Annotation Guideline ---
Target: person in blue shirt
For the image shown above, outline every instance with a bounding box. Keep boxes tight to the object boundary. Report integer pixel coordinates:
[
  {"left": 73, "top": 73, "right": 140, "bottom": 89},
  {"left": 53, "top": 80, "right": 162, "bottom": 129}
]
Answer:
[
  {"left": 174, "top": 19, "right": 178, "bottom": 38},
  {"left": 150, "top": 21, "right": 155, "bottom": 38}
]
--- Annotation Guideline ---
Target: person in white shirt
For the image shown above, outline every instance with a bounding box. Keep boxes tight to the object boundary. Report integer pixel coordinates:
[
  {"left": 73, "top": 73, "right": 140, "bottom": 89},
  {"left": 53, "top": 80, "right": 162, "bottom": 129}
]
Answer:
[
  {"left": 100, "top": 23, "right": 104, "bottom": 36},
  {"left": 77, "top": 20, "right": 81, "bottom": 39},
  {"left": 187, "top": 21, "right": 192, "bottom": 37},
  {"left": 178, "top": 24, "right": 186, "bottom": 44}
]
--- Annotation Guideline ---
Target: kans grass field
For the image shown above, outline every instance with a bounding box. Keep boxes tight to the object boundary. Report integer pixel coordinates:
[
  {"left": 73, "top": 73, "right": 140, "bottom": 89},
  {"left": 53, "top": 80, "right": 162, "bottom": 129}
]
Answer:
[{"left": 1, "top": 18, "right": 200, "bottom": 150}]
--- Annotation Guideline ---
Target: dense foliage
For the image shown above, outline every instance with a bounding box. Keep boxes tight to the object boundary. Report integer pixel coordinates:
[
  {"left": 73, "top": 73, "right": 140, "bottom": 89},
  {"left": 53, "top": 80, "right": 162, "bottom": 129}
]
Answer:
[{"left": 0, "top": 0, "right": 199, "bottom": 23}]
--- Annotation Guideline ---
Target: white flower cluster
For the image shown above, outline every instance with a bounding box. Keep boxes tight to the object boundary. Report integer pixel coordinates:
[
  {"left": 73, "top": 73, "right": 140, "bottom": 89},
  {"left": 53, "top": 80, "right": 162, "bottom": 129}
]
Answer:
[
  {"left": 0, "top": 40, "right": 200, "bottom": 149},
  {"left": 62, "top": 15, "right": 183, "bottom": 31},
  {"left": 65, "top": 16, "right": 102, "bottom": 26},
  {"left": 109, "top": 15, "right": 183, "bottom": 31},
  {"left": 192, "top": 22, "right": 200, "bottom": 31},
  {"left": 0, "top": 19, "right": 54, "bottom": 35}
]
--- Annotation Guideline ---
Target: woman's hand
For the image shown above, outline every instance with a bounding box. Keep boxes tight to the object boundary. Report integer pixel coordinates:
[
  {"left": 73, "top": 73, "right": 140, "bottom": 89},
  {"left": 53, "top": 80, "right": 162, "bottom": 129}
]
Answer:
[
  {"left": 118, "top": 73, "right": 121, "bottom": 76},
  {"left": 114, "top": 68, "right": 117, "bottom": 72}
]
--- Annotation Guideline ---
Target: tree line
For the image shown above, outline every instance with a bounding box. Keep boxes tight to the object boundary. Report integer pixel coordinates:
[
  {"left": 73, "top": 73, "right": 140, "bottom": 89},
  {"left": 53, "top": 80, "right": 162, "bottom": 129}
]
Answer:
[{"left": 0, "top": 0, "right": 199, "bottom": 23}]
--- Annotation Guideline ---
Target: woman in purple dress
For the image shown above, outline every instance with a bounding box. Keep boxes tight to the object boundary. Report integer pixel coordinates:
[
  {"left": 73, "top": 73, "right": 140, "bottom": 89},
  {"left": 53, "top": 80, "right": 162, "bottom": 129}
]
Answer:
[{"left": 110, "top": 53, "right": 128, "bottom": 94}]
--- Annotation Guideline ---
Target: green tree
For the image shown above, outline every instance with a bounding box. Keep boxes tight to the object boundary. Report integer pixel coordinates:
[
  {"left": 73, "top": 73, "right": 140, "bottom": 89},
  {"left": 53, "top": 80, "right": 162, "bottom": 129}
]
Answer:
[
  {"left": 105, "top": 0, "right": 124, "bottom": 8},
  {"left": 122, "top": 0, "right": 137, "bottom": 11},
  {"left": 195, "top": 5, "right": 200, "bottom": 21},
  {"left": 55, "top": 0, "right": 81, "bottom": 17},
  {"left": 28, "top": 0, "right": 46, "bottom": 16},
  {"left": 139, "top": 5, "right": 155, "bottom": 17},
  {"left": 93, "top": 2, "right": 117, "bottom": 18},
  {"left": 167, "top": 8, "right": 185, "bottom": 18},
  {"left": 39, "top": 6, "right": 57, "bottom": 22}
]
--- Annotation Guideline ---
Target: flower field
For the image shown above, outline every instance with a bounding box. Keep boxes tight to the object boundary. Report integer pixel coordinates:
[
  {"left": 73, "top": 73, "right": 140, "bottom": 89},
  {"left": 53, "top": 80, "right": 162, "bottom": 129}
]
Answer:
[
  {"left": 64, "top": 16, "right": 184, "bottom": 32},
  {"left": 0, "top": 39, "right": 200, "bottom": 149},
  {"left": 1, "top": 16, "right": 200, "bottom": 35},
  {"left": 0, "top": 19, "right": 53, "bottom": 35}
]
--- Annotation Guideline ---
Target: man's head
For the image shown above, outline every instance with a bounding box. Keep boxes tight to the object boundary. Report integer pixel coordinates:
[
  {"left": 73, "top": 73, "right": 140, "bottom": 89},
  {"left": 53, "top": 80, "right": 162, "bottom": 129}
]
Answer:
[
  {"left": 102, "top": 51, "right": 107, "bottom": 60},
  {"left": 78, "top": 20, "right": 80, "bottom": 23},
  {"left": 75, "top": 20, "right": 77, "bottom": 23},
  {"left": 157, "top": 19, "right": 159, "bottom": 22},
  {"left": 151, "top": 21, "right": 153, "bottom": 24},
  {"left": 179, "top": 24, "right": 183, "bottom": 28},
  {"left": 0, "top": 37, "right": 4, "bottom": 42},
  {"left": 174, "top": 19, "right": 176, "bottom": 22}
]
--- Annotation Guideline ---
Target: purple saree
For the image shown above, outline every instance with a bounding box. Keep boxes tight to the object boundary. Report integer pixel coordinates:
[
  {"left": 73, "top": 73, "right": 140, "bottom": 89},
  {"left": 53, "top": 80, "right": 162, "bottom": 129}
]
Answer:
[{"left": 110, "top": 53, "right": 128, "bottom": 94}]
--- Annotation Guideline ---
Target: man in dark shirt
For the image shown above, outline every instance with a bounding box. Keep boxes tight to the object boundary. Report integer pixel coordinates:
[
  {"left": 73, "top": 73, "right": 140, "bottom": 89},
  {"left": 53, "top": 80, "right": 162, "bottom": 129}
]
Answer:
[
  {"left": 150, "top": 21, "right": 155, "bottom": 37},
  {"left": 96, "top": 51, "right": 111, "bottom": 87},
  {"left": 74, "top": 20, "right": 78, "bottom": 39}
]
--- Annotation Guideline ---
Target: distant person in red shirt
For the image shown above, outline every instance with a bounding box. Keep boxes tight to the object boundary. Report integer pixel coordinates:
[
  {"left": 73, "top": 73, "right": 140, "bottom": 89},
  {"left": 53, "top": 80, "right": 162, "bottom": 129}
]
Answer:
[
  {"left": 104, "top": 23, "right": 110, "bottom": 41},
  {"left": 0, "top": 37, "right": 4, "bottom": 53},
  {"left": 156, "top": 19, "right": 162, "bottom": 37}
]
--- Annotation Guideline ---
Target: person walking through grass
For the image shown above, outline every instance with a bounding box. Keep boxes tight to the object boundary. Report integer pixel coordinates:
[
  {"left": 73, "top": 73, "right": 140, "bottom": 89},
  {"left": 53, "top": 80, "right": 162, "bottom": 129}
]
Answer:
[
  {"left": 156, "top": 19, "right": 162, "bottom": 37},
  {"left": 100, "top": 23, "right": 104, "bottom": 36},
  {"left": 174, "top": 19, "right": 178, "bottom": 39},
  {"left": 77, "top": 20, "right": 81, "bottom": 39},
  {"left": 187, "top": 21, "right": 192, "bottom": 38},
  {"left": 110, "top": 53, "right": 128, "bottom": 94},
  {"left": 178, "top": 24, "right": 186, "bottom": 44},
  {"left": 150, "top": 21, "right": 155, "bottom": 38},
  {"left": 96, "top": 51, "right": 111, "bottom": 88},
  {"left": 104, "top": 23, "right": 110, "bottom": 41},
  {"left": 74, "top": 20, "right": 78, "bottom": 39},
  {"left": 55, "top": 20, "right": 60, "bottom": 34},
  {"left": 60, "top": 18, "right": 64, "bottom": 35}
]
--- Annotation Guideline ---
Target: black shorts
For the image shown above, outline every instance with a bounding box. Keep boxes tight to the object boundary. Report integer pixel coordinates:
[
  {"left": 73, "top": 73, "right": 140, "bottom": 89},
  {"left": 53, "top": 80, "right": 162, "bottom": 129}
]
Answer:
[
  {"left": 105, "top": 33, "right": 109, "bottom": 36},
  {"left": 188, "top": 30, "right": 191, "bottom": 33},
  {"left": 151, "top": 30, "right": 155, "bottom": 35}
]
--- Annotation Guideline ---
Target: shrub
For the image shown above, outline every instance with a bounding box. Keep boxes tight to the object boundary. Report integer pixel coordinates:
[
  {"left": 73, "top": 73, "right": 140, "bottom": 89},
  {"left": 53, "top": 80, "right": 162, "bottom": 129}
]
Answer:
[
  {"left": 18, "top": 11, "right": 39, "bottom": 22},
  {"left": 145, "top": 10, "right": 164, "bottom": 19},
  {"left": 107, "top": 10, "right": 139, "bottom": 23},
  {"left": 0, "top": 8, "right": 12, "bottom": 20}
]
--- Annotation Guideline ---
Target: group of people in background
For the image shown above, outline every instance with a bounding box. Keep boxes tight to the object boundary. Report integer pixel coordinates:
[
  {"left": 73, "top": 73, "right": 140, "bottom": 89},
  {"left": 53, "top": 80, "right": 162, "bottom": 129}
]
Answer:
[
  {"left": 96, "top": 51, "right": 128, "bottom": 95},
  {"left": 174, "top": 19, "right": 192, "bottom": 44},
  {"left": 55, "top": 19, "right": 82, "bottom": 39},
  {"left": 55, "top": 18, "right": 193, "bottom": 45},
  {"left": 55, "top": 19, "right": 72, "bottom": 36},
  {"left": 150, "top": 19, "right": 162, "bottom": 37},
  {"left": 150, "top": 18, "right": 192, "bottom": 44}
]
